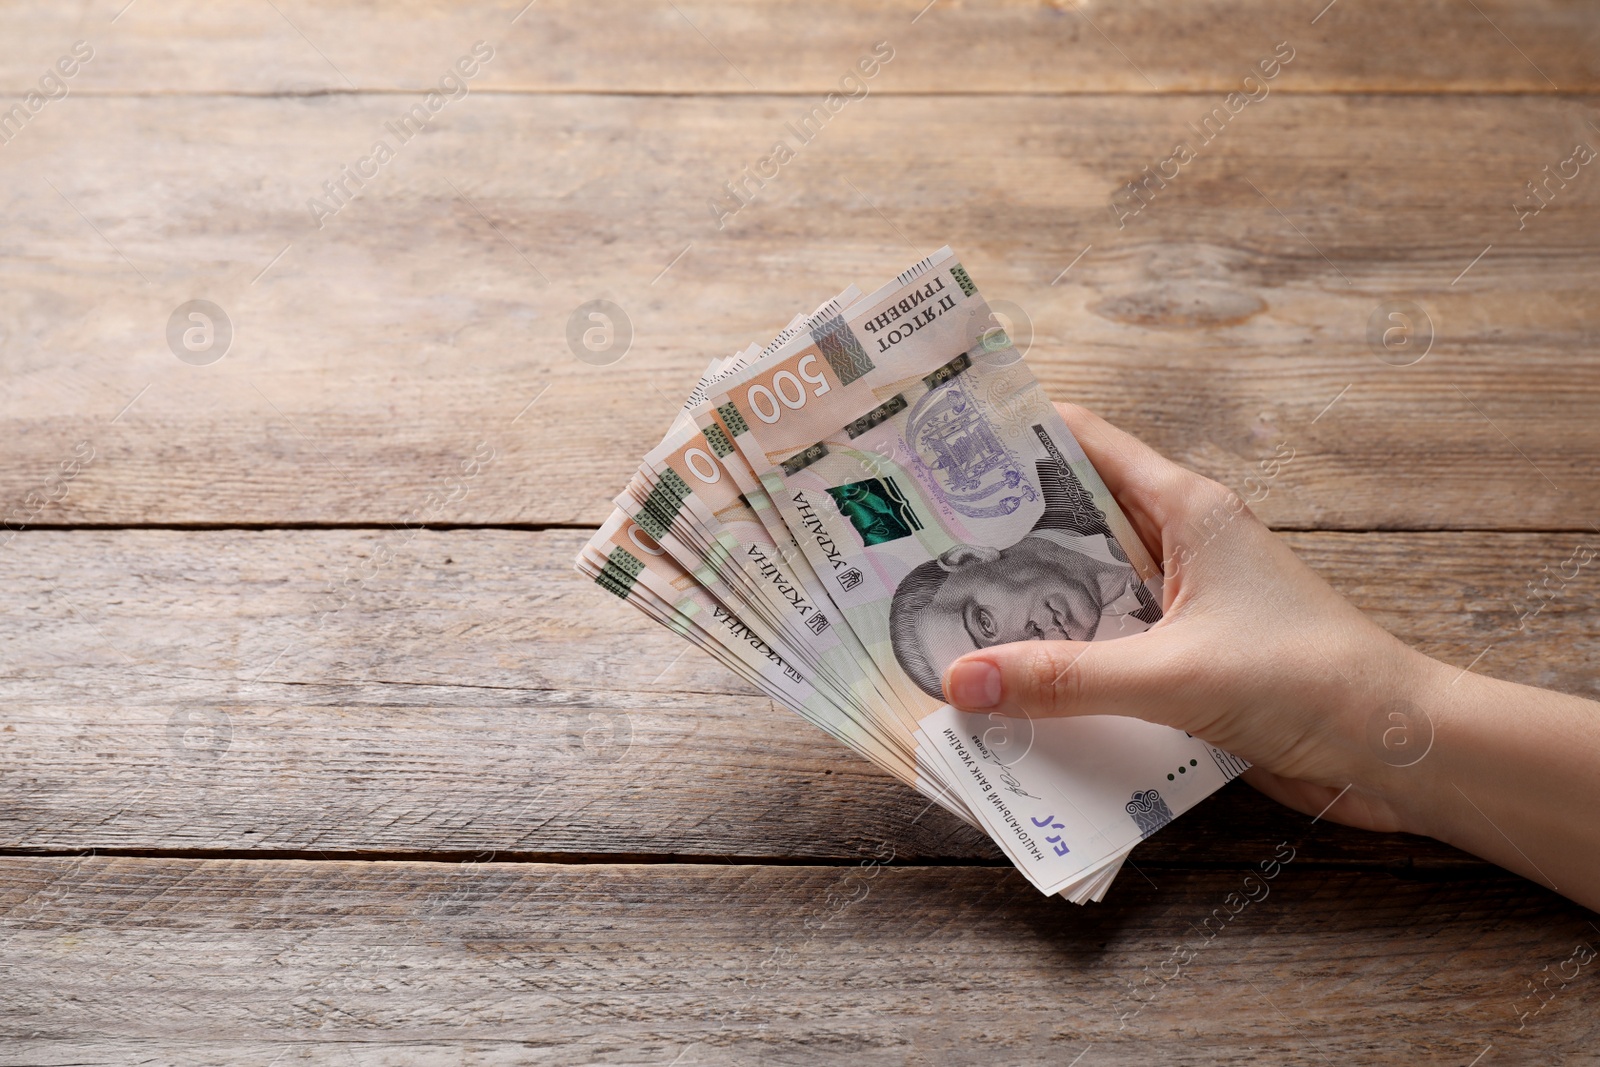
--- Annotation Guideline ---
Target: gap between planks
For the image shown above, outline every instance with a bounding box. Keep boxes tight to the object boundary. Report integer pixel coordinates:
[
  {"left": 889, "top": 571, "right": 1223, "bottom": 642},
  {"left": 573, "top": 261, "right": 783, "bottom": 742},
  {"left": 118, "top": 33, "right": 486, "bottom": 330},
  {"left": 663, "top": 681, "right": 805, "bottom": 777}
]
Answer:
[{"left": 0, "top": 847, "right": 1495, "bottom": 872}]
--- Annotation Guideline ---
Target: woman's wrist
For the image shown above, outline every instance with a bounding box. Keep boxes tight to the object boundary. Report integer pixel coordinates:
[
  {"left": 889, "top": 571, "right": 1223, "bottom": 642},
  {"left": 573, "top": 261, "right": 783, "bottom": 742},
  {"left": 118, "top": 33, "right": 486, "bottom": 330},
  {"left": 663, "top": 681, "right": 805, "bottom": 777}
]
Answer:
[
  {"left": 1363, "top": 651, "right": 1550, "bottom": 851},
  {"left": 1327, "top": 638, "right": 1460, "bottom": 839}
]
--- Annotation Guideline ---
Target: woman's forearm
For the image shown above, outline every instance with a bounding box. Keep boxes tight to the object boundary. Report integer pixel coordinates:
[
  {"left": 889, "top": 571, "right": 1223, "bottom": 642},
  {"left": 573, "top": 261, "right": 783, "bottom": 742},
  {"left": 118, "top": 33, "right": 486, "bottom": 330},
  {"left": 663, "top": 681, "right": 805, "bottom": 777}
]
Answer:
[{"left": 1390, "top": 657, "right": 1600, "bottom": 911}]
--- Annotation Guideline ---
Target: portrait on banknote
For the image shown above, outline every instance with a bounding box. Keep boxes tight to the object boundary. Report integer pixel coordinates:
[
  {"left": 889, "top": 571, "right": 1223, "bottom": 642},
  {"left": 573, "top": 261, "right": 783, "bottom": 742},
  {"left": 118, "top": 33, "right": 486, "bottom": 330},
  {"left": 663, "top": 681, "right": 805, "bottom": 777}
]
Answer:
[{"left": 887, "top": 457, "right": 1163, "bottom": 700}]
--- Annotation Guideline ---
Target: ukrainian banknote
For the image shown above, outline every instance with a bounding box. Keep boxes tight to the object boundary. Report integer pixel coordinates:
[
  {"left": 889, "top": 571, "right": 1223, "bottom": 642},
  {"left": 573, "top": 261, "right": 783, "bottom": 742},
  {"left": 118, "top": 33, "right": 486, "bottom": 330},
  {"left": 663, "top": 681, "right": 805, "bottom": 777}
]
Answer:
[
  {"left": 579, "top": 248, "right": 1243, "bottom": 901},
  {"left": 709, "top": 285, "right": 1243, "bottom": 893}
]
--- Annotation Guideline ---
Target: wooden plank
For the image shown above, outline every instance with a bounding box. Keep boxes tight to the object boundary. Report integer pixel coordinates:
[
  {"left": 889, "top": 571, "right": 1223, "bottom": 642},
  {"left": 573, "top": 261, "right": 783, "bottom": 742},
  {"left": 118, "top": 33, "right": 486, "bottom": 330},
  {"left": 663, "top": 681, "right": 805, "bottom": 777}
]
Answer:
[
  {"left": 2, "top": 93, "right": 1598, "bottom": 528},
  {"left": 2, "top": 0, "right": 1597, "bottom": 94},
  {"left": 0, "top": 856, "right": 1595, "bottom": 1064},
  {"left": 3, "top": 528, "right": 1593, "bottom": 867}
]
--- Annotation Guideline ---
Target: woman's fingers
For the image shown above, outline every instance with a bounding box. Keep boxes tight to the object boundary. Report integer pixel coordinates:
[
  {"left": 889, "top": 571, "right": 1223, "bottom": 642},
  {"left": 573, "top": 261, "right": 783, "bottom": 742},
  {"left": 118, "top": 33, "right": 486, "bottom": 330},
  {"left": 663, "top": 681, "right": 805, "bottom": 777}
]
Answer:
[{"left": 1053, "top": 402, "right": 1201, "bottom": 561}]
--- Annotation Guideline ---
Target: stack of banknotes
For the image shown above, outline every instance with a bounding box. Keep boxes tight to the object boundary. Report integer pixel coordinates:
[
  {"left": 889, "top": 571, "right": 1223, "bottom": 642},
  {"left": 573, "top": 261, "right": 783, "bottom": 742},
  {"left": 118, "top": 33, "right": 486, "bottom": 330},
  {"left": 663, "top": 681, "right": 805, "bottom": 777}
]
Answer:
[{"left": 579, "top": 248, "right": 1247, "bottom": 902}]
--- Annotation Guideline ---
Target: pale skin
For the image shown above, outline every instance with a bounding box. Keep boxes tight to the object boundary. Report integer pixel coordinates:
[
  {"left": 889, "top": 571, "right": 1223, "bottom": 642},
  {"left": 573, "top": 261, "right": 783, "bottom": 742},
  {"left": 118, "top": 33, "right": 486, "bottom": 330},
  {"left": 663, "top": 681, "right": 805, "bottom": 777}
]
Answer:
[{"left": 943, "top": 403, "right": 1600, "bottom": 913}]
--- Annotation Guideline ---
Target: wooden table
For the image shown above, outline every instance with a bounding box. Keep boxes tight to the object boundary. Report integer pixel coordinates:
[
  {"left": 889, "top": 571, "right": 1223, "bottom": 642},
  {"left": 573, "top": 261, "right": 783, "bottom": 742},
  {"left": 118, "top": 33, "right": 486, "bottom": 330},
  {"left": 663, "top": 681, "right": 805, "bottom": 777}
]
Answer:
[{"left": 3, "top": 2, "right": 1598, "bottom": 1063}]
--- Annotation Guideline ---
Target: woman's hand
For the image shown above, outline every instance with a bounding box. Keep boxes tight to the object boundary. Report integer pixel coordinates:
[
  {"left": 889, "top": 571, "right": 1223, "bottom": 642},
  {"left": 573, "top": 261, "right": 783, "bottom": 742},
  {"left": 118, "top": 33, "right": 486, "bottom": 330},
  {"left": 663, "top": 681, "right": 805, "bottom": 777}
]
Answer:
[
  {"left": 941, "top": 402, "right": 1449, "bottom": 837},
  {"left": 942, "top": 402, "right": 1600, "bottom": 910}
]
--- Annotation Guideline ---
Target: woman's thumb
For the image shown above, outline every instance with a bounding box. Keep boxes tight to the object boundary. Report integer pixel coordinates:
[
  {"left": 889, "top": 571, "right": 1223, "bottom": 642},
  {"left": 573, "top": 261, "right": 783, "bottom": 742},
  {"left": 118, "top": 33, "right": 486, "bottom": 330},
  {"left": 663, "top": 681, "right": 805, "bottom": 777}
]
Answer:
[{"left": 942, "top": 631, "right": 1183, "bottom": 724}]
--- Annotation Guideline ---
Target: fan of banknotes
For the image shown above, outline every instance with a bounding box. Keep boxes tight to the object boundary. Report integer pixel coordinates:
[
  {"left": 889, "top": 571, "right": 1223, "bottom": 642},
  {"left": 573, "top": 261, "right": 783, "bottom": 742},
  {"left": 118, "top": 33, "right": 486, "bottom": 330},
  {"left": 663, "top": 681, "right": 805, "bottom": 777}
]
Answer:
[{"left": 579, "top": 248, "right": 1247, "bottom": 903}]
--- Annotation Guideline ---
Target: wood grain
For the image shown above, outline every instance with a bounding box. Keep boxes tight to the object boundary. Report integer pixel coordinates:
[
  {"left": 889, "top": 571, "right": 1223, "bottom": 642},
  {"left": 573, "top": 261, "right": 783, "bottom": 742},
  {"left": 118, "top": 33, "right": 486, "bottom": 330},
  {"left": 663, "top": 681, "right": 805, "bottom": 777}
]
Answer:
[
  {"left": 1, "top": 856, "right": 1595, "bottom": 1066},
  {"left": 2, "top": 0, "right": 1597, "bottom": 95},
  {"left": 1, "top": 93, "right": 1598, "bottom": 528},
  {"left": 3, "top": 2, "right": 1598, "bottom": 1057},
  {"left": 3, "top": 528, "right": 1592, "bottom": 865}
]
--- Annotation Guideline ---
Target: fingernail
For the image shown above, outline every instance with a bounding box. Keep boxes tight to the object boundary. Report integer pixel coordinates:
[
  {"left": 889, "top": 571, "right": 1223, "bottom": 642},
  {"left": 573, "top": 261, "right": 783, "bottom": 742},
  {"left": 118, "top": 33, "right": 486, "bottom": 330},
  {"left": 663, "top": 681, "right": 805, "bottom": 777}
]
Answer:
[{"left": 945, "top": 659, "right": 1001, "bottom": 710}]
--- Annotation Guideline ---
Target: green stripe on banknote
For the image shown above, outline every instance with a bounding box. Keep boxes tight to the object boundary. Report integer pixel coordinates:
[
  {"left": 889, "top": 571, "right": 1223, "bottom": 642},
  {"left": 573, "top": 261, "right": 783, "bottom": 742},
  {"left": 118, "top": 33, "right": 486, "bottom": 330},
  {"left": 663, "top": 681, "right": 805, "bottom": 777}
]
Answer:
[
  {"left": 638, "top": 468, "right": 692, "bottom": 536},
  {"left": 717, "top": 402, "right": 749, "bottom": 436},
  {"left": 950, "top": 263, "right": 976, "bottom": 297},
  {"left": 597, "top": 546, "right": 645, "bottom": 598},
  {"left": 703, "top": 423, "right": 735, "bottom": 458},
  {"left": 606, "top": 546, "right": 644, "bottom": 578},
  {"left": 633, "top": 505, "right": 668, "bottom": 540},
  {"left": 659, "top": 467, "right": 690, "bottom": 502},
  {"left": 595, "top": 571, "right": 631, "bottom": 599}
]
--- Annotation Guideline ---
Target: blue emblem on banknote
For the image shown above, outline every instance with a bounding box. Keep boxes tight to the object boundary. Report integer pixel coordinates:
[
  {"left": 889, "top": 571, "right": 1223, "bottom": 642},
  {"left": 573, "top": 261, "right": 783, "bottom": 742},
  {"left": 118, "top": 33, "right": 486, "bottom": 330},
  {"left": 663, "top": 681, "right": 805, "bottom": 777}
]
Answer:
[
  {"left": 906, "top": 373, "right": 1034, "bottom": 519},
  {"left": 1126, "top": 789, "right": 1174, "bottom": 840}
]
